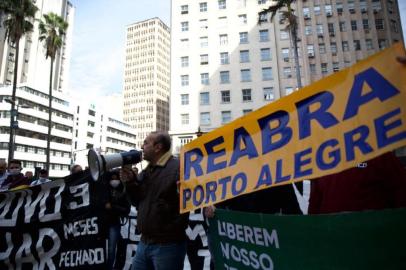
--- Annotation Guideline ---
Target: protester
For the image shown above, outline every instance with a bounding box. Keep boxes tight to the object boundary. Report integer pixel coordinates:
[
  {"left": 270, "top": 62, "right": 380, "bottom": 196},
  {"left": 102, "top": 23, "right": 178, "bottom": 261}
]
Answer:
[
  {"left": 308, "top": 152, "right": 406, "bottom": 214},
  {"left": 120, "top": 131, "right": 189, "bottom": 270},
  {"left": 105, "top": 169, "right": 130, "bottom": 270},
  {"left": 70, "top": 164, "right": 83, "bottom": 174},
  {"left": 0, "top": 159, "right": 30, "bottom": 191},
  {"left": 25, "top": 171, "right": 34, "bottom": 182},
  {"left": 30, "top": 169, "right": 51, "bottom": 186},
  {"left": 0, "top": 160, "right": 8, "bottom": 188}
]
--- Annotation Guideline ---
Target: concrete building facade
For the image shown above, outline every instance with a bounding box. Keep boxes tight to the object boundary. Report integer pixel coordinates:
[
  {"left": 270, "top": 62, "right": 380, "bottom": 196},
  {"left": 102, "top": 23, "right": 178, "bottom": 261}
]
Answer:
[
  {"left": 72, "top": 101, "right": 137, "bottom": 168},
  {"left": 123, "top": 17, "right": 171, "bottom": 149},
  {"left": 0, "top": 0, "right": 74, "bottom": 94},
  {"left": 169, "top": 0, "right": 403, "bottom": 154},
  {"left": 0, "top": 85, "right": 74, "bottom": 177}
]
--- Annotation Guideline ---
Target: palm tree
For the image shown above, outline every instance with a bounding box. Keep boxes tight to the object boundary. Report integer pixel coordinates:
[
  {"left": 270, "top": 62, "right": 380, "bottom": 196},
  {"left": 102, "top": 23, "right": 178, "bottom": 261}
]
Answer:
[
  {"left": 38, "top": 12, "right": 68, "bottom": 171},
  {"left": 259, "top": 0, "right": 303, "bottom": 89},
  {"left": 0, "top": 0, "right": 38, "bottom": 162}
]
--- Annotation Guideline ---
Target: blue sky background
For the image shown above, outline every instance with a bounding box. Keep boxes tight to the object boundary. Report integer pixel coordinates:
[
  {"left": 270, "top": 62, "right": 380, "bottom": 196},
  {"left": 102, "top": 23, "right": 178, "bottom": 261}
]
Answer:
[
  {"left": 68, "top": 0, "right": 170, "bottom": 101},
  {"left": 68, "top": 1, "right": 406, "bottom": 101}
]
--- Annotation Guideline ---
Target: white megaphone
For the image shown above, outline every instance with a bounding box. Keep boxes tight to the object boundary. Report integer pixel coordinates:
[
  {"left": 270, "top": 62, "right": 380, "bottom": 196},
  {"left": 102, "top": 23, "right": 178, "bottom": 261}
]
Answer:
[{"left": 88, "top": 149, "right": 142, "bottom": 181}]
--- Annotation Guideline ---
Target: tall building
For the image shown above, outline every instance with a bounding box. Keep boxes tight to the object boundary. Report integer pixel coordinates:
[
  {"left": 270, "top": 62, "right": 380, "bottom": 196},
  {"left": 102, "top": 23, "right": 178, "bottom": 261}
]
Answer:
[
  {"left": 0, "top": 0, "right": 74, "bottom": 94},
  {"left": 169, "top": 0, "right": 404, "bottom": 154},
  {"left": 0, "top": 85, "right": 74, "bottom": 177},
  {"left": 123, "top": 18, "right": 171, "bottom": 149},
  {"left": 72, "top": 101, "right": 137, "bottom": 168}
]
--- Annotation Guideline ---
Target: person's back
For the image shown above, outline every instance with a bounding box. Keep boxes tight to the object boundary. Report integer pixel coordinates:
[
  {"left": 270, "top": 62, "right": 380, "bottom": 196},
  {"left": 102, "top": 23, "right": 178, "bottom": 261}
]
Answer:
[{"left": 308, "top": 152, "right": 406, "bottom": 214}]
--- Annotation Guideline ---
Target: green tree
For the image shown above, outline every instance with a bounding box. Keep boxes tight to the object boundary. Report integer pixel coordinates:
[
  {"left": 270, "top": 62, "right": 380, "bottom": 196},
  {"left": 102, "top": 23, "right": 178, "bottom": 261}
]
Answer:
[
  {"left": 38, "top": 12, "right": 68, "bottom": 171},
  {"left": 259, "top": 0, "right": 302, "bottom": 89},
  {"left": 0, "top": 0, "right": 38, "bottom": 162}
]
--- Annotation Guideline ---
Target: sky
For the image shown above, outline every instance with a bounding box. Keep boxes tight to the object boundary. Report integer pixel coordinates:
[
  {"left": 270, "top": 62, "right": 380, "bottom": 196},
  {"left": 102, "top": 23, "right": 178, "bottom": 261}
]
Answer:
[
  {"left": 67, "top": 0, "right": 170, "bottom": 115},
  {"left": 67, "top": 1, "right": 406, "bottom": 117}
]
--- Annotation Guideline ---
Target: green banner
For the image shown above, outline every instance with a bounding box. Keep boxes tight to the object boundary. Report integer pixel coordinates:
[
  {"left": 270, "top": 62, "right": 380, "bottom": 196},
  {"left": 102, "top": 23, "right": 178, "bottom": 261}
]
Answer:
[{"left": 208, "top": 208, "right": 406, "bottom": 270}]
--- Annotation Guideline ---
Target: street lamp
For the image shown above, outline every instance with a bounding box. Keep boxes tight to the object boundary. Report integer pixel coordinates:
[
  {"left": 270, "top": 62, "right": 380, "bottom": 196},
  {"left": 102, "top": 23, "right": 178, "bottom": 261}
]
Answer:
[{"left": 5, "top": 98, "right": 31, "bottom": 161}]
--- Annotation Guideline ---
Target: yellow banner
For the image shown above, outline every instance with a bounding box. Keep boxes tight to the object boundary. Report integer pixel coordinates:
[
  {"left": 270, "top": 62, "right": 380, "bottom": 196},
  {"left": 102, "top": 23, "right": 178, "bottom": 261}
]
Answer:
[{"left": 179, "top": 43, "right": 406, "bottom": 213}]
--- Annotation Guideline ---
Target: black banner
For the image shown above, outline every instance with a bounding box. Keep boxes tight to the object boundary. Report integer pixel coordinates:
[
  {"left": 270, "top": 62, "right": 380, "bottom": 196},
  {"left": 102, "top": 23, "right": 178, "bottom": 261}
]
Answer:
[{"left": 0, "top": 171, "right": 210, "bottom": 269}]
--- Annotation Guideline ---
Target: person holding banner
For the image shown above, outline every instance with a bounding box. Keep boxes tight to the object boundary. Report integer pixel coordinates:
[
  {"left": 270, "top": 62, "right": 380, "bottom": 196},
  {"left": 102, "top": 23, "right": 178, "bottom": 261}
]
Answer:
[
  {"left": 308, "top": 152, "right": 406, "bottom": 214},
  {"left": 120, "top": 131, "right": 189, "bottom": 270},
  {"left": 0, "top": 160, "right": 8, "bottom": 188},
  {"left": 0, "top": 159, "right": 30, "bottom": 191}
]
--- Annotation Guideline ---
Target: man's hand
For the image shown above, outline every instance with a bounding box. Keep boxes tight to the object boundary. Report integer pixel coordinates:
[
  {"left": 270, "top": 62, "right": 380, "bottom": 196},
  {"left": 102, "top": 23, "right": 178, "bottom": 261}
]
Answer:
[
  {"left": 203, "top": 205, "right": 216, "bottom": 218},
  {"left": 396, "top": 56, "right": 406, "bottom": 65},
  {"left": 120, "top": 165, "right": 138, "bottom": 183}
]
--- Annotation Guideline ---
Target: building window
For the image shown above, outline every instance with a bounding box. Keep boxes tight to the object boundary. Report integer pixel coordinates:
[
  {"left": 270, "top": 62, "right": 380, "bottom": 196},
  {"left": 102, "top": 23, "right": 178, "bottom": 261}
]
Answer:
[
  {"left": 181, "top": 5, "right": 188, "bottom": 14},
  {"left": 200, "top": 2, "right": 207, "bottom": 12},
  {"left": 316, "top": 24, "right": 324, "bottom": 35},
  {"left": 239, "top": 32, "right": 248, "bottom": 43},
  {"left": 378, "top": 39, "right": 387, "bottom": 49},
  {"left": 260, "top": 48, "right": 271, "bottom": 61},
  {"left": 336, "top": 3, "right": 343, "bottom": 14},
  {"left": 218, "top": 16, "right": 227, "bottom": 27},
  {"left": 321, "top": 63, "right": 328, "bottom": 75},
  {"left": 366, "top": 39, "right": 374, "bottom": 50},
  {"left": 221, "top": 90, "right": 231, "bottom": 103},
  {"left": 200, "top": 36, "right": 208, "bottom": 47},
  {"left": 181, "top": 75, "right": 189, "bottom": 86},
  {"left": 351, "top": 20, "right": 357, "bottom": 31},
  {"left": 262, "top": 67, "right": 273, "bottom": 80},
  {"left": 325, "top": 5, "right": 332, "bottom": 16},
  {"left": 354, "top": 40, "right": 361, "bottom": 51},
  {"left": 199, "top": 19, "right": 208, "bottom": 30},
  {"left": 314, "top": 5, "right": 321, "bottom": 15},
  {"left": 282, "top": 48, "right": 289, "bottom": 60},
  {"left": 241, "top": 69, "right": 251, "bottom": 82},
  {"left": 180, "top": 38, "right": 189, "bottom": 48},
  {"left": 333, "top": 62, "right": 340, "bottom": 72},
  {"left": 242, "top": 89, "right": 252, "bottom": 102},
  {"left": 310, "top": 64, "right": 316, "bottom": 74},
  {"left": 219, "top": 34, "right": 228, "bottom": 45},
  {"left": 263, "top": 87, "right": 274, "bottom": 101},
  {"left": 259, "top": 30, "right": 269, "bottom": 42},
  {"left": 342, "top": 41, "right": 349, "bottom": 52},
  {"left": 243, "top": 109, "right": 252, "bottom": 115},
  {"left": 201, "top": 73, "right": 209, "bottom": 85},
  {"left": 238, "top": 0, "right": 247, "bottom": 8},
  {"left": 218, "top": 0, "right": 226, "bottom": 9},
  {"left": 390, "top": 20, "right": 399, "bottom": 33},
  {"left": 280, "top": 30, "right": 289, "bottom": 40},
  {"left": 330, "top": 42, "right": 337, "bottom": 55},
  {"left": 259, "top": 13, "right": 267, "bottom": 23},
  {"left": 240, "top": 50, "right": 249, "bottom": 63},
  {"left": 328, "top": 23, "right": 335, "bottom": 35},
  {"left": 363, "top": 19, "right": 369, "bottom": 30},
  {"left": 200, "top": 112, "right": 211, "bottom": 125},
  {"left": 181, "top": 114, "right": 189, "bottom": 125},
  {"left": 220, "top": 71, "right": 230, "bottom": 84},
  {"left": 200, "top": 54, "right": 209, "bottom": 65},
  {"left": 285, "top": 87, "right": 293, "bottom": 95},
  {"left": 181, "top": 21, "right": 189, "bottom": 31},
  {"left": 283, "top": 67, "right": 292, "bottom": 78},
  {"left": 372, "top": 0, "right": 382, "bottom": 12},
  {"left": 303, "top": 7, "right": 310, "bottom": 18},
  {"left": 319, "top": 43, "right": 326, "bottom": 54},
  {"left": 307, "top": 45, "right": 314, "bottom": 57},
  {"left": 220, "top": 52, "right": 229, "bottom": 64},
  {"left": 238, "top": 14, "right": 247, "bottom": 24},
  {"left": 339, "top": 21, "right": 346, "bottom": 32},
  {"left": 375, "top": 19, "right": 384, "bottom": 30},
  {"left": 181, "top": 56, "right": 189, "bottom": 67},
  {"left": 348, "top": 0, "right": 355, "bottom": 13},
  {"left": 305, "top": 26, "right": 312, "bottom": 35},
  {"left": 221, "top": 111, "right": 231, "bottom": 124},
  {"left": 181, "top": 94, "right": 189, "bottom": 105},
  {"left": 200, "top": 92, "right": 210, "bottom": 105}
]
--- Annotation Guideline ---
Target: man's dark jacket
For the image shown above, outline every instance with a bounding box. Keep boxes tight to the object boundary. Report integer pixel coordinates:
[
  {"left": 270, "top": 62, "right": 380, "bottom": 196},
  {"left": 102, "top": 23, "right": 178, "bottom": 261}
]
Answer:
[{"left": 125, "top": 155, "right": 189, "bottom": 244}]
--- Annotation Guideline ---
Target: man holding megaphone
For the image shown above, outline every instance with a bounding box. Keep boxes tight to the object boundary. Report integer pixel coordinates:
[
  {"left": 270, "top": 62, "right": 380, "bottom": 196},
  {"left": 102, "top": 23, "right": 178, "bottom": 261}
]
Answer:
[{"left": 120, "top": 131, "right": 189, "bottom": 270}]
